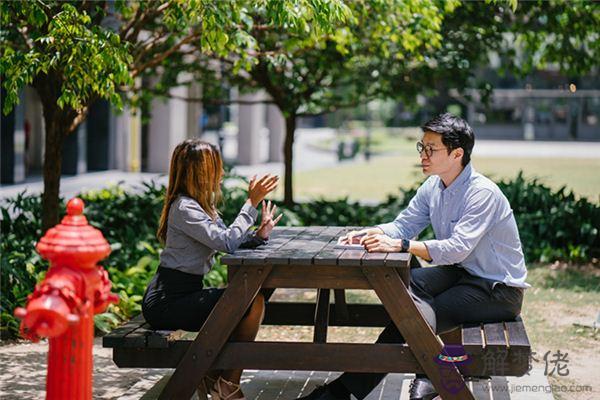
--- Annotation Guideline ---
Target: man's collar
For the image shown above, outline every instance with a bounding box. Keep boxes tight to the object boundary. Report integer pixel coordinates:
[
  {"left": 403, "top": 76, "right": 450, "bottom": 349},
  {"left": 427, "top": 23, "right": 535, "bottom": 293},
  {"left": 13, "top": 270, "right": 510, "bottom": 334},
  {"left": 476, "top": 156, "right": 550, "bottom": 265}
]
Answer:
[{"left": 438, "top": 163, "right": 473, "bottom": 193}]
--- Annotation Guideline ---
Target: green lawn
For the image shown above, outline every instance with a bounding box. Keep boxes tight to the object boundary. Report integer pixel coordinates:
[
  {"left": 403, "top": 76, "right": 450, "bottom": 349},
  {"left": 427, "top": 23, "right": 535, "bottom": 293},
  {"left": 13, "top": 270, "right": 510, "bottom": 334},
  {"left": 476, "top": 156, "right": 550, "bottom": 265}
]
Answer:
[
  {"left": 288, "top": 154, "right": 600, "bottom": 203},
  {"left": 312, "top": 128, "right": 420, "bottom": 155}
]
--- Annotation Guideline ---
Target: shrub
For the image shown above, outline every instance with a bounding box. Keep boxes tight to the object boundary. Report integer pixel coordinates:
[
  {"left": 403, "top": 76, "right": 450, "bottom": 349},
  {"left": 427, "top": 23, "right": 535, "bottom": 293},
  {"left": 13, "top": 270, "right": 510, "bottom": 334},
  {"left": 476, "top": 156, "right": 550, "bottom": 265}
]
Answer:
[{"left": 1, "top": 172, "right": 598, "bottom": 339}]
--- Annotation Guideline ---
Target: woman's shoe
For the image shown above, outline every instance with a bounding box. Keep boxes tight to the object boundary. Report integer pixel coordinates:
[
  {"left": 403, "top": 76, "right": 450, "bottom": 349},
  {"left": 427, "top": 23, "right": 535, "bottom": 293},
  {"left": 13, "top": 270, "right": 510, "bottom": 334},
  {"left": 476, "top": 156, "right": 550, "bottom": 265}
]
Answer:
[
  {"left": 210, "top": 376, "right": 246, "bottom": 400},
  {"left": 197, "top": 375, "right": 217, "bottom": 400}
]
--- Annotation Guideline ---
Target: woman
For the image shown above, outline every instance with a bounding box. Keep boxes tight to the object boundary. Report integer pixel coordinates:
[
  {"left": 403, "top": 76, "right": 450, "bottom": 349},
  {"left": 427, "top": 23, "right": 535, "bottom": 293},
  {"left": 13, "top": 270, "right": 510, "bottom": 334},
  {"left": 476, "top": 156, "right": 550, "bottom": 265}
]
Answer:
[{"left": 142, "top": 139, "right": 281, "bottom": 400}]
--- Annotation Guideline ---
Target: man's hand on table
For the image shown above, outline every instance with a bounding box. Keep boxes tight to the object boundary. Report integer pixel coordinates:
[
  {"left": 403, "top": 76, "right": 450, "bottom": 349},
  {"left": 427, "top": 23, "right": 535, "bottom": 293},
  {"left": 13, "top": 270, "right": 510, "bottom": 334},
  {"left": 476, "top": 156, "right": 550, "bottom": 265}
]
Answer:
[
  {"left": 339, "top": 227, "right": 384, "bottom": 245},
  {"left": 361, "top": 234, "right": 403, "bottom": 253}
]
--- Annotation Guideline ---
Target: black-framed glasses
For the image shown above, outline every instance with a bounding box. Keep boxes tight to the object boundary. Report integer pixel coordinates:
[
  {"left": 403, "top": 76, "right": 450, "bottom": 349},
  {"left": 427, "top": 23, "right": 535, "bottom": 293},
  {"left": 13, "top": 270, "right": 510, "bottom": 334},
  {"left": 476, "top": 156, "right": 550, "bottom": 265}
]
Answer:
[{"left": 416, "top": 141, "right": 447, "bottom": 158}]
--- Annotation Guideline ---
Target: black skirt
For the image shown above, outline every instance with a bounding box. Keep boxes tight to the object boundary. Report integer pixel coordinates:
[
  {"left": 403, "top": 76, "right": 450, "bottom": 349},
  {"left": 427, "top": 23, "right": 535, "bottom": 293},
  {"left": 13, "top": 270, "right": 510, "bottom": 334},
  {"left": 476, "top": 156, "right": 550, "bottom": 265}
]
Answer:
[{"left": 142, "top": 266, "right": 224, "bottom": 331}]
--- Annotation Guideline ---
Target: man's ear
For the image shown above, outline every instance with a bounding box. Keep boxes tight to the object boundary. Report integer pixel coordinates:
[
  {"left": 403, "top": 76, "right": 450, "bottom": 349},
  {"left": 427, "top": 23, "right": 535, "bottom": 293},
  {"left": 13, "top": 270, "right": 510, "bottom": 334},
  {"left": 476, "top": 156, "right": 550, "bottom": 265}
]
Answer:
[{"left": 453, "top": 148, "right": 464, "bottom": 161}]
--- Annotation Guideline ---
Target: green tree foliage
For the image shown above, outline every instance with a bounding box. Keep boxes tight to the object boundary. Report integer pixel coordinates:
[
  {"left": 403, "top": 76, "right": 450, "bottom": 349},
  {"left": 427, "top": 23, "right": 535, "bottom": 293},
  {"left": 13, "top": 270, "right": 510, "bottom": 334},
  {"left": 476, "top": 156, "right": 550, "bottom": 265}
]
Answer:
[
  {"left": 195, "top": 0, "right": 457, "bottom": 205},
  {"left": 191, "top": 0, "right": 598, "bottom": 205},
  {"left": 0, "top": 0, "right": 349, "bottom": 231}
]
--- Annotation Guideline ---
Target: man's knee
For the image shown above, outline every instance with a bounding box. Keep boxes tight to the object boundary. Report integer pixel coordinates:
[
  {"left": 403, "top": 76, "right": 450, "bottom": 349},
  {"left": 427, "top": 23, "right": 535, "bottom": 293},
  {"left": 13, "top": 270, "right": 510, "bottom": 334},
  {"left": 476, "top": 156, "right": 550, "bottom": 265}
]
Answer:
[{"left": 409, "top": 267, "right": 430, "bottom": 294}]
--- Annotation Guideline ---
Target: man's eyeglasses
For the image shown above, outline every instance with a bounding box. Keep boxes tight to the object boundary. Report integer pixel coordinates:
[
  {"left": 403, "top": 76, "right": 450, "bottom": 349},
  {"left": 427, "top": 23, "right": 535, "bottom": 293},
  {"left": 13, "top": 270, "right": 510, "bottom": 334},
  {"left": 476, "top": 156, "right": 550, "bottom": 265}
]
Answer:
[{"left": 416, "top": 141, "right": 447, "bottom": 158}]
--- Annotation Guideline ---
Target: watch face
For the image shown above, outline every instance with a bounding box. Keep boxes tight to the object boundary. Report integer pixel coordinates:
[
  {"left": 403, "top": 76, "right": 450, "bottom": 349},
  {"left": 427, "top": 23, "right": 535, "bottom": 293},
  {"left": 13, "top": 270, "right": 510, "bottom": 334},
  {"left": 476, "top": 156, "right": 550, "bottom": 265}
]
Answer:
[{"left": 402, "top": 239, "right": 410, "bottom": 252}]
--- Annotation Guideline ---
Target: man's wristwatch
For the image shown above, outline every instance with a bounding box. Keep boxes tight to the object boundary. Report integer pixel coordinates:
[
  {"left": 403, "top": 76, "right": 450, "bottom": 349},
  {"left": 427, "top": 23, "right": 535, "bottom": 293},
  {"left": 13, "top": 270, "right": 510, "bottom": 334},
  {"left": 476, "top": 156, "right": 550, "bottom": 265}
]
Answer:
[{"left": 400, "top": 238, "right": 410, "bottom": 252}]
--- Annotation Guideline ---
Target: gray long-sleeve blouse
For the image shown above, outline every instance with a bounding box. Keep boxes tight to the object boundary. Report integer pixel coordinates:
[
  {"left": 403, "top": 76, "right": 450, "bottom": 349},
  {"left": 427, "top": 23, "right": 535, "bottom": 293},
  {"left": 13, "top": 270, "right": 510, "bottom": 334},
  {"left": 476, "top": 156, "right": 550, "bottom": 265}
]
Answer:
[{"left": 159, "top": 195, "right": 261, "bottom": 275}]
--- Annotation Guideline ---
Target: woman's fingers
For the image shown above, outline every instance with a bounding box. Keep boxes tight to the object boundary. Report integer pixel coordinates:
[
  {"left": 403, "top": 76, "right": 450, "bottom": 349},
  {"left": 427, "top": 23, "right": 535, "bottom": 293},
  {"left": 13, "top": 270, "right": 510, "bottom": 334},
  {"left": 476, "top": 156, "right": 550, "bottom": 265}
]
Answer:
[{"left": 273, "top": 213, "right": 283, "bottom": 224}]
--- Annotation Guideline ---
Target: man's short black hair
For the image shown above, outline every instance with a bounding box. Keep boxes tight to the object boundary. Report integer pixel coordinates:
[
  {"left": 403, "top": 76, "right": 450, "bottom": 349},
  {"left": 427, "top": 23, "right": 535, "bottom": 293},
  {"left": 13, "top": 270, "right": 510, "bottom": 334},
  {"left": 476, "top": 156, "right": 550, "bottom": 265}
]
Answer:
[{"left": 421, "top": 113, "right": 475, "bottom": 167}]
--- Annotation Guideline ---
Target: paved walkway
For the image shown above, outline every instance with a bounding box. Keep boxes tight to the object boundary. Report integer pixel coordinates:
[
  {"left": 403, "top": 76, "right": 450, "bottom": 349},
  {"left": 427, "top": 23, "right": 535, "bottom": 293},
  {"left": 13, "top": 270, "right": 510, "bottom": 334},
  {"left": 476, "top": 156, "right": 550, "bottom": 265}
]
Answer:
[
  {"left": 0, "top": 338, "right": 553, "bottom": 400},
  {"left": 2, "top": 129, "right": 599, "bottom": 202}
]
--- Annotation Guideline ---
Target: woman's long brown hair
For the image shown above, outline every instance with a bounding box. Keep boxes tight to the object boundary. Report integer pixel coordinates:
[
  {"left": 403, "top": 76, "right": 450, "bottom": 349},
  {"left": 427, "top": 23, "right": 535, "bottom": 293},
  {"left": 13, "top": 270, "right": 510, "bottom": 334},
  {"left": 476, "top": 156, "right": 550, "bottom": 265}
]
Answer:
[{"left": 157, "top": 139, "right": 223, "bottom": 245}]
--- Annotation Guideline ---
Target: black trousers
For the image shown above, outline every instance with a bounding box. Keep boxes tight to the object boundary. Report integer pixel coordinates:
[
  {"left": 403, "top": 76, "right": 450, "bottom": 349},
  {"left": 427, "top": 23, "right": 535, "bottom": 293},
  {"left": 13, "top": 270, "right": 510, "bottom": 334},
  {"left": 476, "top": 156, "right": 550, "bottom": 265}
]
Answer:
[{"left": 338, "top": 265, "right": 524, "bottom": 400}]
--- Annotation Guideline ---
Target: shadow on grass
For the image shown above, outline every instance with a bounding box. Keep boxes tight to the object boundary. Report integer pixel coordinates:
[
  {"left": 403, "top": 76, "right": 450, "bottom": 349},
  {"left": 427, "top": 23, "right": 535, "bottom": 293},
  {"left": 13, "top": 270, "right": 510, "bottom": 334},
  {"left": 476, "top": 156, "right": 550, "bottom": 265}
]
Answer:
[{"left": 529, "top": 264, "right": 600, "bottom": 293}]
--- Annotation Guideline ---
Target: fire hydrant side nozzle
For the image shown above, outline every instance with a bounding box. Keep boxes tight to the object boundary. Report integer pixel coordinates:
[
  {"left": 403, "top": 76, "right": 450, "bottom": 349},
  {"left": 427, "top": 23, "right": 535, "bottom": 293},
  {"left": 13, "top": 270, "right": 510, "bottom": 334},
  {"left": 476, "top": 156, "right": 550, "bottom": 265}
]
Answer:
[{"left": 14, "top": 197, "right": 119, "bottom": 400}]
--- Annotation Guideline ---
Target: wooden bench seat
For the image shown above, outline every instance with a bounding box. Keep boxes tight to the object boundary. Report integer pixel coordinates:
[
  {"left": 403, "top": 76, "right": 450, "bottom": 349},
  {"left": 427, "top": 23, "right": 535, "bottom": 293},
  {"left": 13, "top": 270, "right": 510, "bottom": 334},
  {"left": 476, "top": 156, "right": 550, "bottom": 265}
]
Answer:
[{"left": 103, "top": 303, "right": 531, "bottom": 377}]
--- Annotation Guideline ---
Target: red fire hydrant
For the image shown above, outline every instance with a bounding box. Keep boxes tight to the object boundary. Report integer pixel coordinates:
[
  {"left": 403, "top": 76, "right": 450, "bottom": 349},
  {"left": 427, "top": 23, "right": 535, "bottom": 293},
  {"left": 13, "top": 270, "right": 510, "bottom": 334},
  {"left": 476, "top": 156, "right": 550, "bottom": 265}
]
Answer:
[{"left": 14, "top": 197, "right": 119, "bottom": 400}]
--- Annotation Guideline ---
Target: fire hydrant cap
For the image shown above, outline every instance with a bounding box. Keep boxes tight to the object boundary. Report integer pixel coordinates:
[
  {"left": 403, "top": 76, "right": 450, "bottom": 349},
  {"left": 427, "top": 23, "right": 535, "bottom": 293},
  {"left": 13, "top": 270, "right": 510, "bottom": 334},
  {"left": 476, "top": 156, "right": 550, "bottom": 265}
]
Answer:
[{"left": 36, "top": 198, "right": 111, "bottom": 267}]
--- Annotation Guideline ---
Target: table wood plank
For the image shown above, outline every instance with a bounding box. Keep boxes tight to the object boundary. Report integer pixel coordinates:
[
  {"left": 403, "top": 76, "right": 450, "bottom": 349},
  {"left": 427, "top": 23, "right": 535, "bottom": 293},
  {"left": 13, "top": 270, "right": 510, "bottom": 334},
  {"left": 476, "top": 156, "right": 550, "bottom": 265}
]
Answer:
[
  {"left": 337, "top": 248, "right": 367, "bottom": 266},
  {"left": 293, "top": 227, "right": 345, "bottom": 266},
  {"left": 231, "top": 227, "right": 305, "bottom": 266},
  {"left": 221, "top": 228, "right": 291, "bottom": 265},
  {"left": 313, "top": 227, "right": 361, "bottom": 266},
  {"left": 266, "top": 227, "right": 329, "bottom": 264},
  {"left": 361, "top": 251, "right": 388, "bottom": 266},
  {"left": 385, "top": 252, "right": 411, "bottom": 267},
  {"left": 263, "top": 265, "right": 371, "bottom": 290}
]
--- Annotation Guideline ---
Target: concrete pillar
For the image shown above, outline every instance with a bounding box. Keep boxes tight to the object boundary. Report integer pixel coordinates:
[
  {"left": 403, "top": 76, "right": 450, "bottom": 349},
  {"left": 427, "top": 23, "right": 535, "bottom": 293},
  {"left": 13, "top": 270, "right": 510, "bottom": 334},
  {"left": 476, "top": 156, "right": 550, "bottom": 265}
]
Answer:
[
  {"left": 267, "top": 104, "right": 284, "bottom": 162},
  {"left": 187, "top": 82, "right": 203, "bottom": 139},
  {"left": 237, "top": 91, "right": 265, "bottom": 165},
  {"left": 86, "top": 100, "right": 110, "bottom": 171},
  {"left": 0, "top": 88, "right": 26, "bottom": 183},
  {"left": 112, "top": 104, "right": 141, "bottom": 172},
  {"left": 62, "top": 120, "right": 87, "bottom": 175},
  {"left": 24, "top": 87, "right": 44, "bottom": 172},
  {"left": 146, "top": 85, "right": 188, "bottom": 172}
]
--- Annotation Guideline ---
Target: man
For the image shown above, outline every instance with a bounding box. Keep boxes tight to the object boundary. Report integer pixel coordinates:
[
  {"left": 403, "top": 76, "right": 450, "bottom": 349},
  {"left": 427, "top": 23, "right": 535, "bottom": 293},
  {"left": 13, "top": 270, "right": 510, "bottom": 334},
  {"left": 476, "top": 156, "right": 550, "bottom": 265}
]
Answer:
[{"left": 298, "top": 113, "right": 529, "bottom": 400}]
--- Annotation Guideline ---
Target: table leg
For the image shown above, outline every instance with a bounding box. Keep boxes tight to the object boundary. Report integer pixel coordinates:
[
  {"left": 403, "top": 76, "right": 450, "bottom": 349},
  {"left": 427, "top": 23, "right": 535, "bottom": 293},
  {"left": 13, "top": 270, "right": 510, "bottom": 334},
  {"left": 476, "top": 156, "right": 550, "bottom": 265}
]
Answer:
[
  {"left": 361, "top": 267, "right": 475, "bottom": 400},
  {"left": 333, "top": 289, "right": 350, "bottom": 322},
  {"left": 314, "top": 289, "right": 331, "bottom": 343},
  {"left": 159, "top": 265, "right": 272, "bottom": 399}
]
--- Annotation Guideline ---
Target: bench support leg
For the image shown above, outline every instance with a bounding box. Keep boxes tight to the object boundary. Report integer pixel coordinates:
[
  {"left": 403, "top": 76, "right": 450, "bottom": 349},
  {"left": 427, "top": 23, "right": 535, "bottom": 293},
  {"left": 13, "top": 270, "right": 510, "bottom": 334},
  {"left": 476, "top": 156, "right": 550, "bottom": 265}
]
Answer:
[
  {"left": 362, "top": 267, "right": 475, "bottom": 400},
  {"left": 159, "top": 265, "right": 271, "bottom": 400}
]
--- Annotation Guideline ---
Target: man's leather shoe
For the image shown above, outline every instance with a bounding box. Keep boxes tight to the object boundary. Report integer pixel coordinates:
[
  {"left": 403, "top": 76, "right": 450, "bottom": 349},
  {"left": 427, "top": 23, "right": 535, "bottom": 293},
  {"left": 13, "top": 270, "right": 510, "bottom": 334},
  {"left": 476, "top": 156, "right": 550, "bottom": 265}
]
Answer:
[
  {"left": 296, "top": 385, "right": 349, "bottom": 400},
  {"left": 408, "top": 378, "right": 438, "bottom": 400}
]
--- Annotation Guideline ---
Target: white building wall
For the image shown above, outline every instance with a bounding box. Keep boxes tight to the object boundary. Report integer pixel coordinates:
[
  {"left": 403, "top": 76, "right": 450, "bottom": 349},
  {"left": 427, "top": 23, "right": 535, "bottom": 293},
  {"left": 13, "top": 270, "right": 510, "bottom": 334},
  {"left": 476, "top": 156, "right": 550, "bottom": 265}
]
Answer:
[{"left": 237, "top": 91, "right": 265, "bottom": 165}]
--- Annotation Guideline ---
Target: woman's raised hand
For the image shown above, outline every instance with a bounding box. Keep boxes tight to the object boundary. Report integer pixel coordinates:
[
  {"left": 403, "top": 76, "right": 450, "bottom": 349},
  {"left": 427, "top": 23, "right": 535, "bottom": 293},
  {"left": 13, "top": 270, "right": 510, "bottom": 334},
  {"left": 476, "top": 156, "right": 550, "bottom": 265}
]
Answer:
[
  {"left": 256, "top": 200, "right": 283, "bottom": 239},
  {"left": 248, "top": 174, "right": 279, "bottom": 208}
]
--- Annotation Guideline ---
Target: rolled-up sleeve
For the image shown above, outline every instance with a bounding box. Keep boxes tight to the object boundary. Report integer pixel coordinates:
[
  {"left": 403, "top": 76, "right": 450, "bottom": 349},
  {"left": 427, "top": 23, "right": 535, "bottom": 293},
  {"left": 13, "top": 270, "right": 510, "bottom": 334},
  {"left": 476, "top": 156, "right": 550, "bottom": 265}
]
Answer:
[
  {"left": 424, "top": 189, "right": 497, "bottom": 265},
  {"left": 177, "top": 200, "right": 258, "bottom": 253},
  {"left": 377, "top": 179, "right": 432, "bottom": 239}
]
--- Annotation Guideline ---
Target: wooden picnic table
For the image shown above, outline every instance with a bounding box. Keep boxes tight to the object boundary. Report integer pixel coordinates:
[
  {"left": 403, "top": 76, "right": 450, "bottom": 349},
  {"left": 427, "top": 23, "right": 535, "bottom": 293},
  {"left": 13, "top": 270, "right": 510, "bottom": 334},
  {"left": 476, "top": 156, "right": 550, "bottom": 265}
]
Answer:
[{"left": 158, "top": 226, "right": 476, "bottom": 400}]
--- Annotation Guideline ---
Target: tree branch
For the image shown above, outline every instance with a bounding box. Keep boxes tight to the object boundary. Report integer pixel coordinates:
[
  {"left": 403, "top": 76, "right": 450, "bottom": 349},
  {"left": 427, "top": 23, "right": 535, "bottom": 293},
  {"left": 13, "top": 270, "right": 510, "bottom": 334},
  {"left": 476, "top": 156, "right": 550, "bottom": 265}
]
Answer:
[{"left": 131, "top": 32, "right": 200, "bottom": 77}]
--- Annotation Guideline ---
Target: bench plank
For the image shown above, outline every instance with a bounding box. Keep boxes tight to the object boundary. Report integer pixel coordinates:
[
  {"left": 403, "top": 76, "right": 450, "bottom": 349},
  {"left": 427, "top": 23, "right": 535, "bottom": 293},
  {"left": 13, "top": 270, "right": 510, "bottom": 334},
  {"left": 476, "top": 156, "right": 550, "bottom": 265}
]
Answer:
[
  {"left": 505, "top": 318, "right": 530, "bottom": 347},
  {"left": 483, "top": 323, "right": 508, "bottom": 347},
  {"left": 462, "top": 324, "right": 484, "bottom": 355},
  {"left": 102, "top": 314, "right": 146, "bottom": 348}
]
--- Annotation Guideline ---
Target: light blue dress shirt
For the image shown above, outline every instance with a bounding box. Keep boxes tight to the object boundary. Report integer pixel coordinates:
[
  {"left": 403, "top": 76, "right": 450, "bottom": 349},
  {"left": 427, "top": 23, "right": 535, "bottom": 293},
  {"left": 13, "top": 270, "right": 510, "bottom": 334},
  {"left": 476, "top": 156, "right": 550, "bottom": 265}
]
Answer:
[{"left": 378, "top": 163, "right": 530, "bottom": 288}]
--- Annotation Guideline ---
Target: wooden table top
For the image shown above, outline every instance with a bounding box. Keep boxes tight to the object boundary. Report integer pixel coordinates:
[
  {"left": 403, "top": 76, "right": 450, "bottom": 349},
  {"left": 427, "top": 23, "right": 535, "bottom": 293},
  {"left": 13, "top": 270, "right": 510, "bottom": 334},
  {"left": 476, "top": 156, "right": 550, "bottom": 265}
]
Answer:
[{"left": 221, "top": 226, "right": 410, "bottom": 268}]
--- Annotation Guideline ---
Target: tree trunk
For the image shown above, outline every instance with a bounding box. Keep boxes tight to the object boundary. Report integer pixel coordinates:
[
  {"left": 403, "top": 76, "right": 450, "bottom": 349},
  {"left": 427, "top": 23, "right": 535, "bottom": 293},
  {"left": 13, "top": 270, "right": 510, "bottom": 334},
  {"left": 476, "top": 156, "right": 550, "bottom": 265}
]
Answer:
[
  {"left": 36, "top": 74, "right": 84, "bottom": 232},
  {"left": 283, "top": 115, "right": 296, "bottom": 206},
  {"left": 40, "top": 108, "right": 67, "bottom": 232}
]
